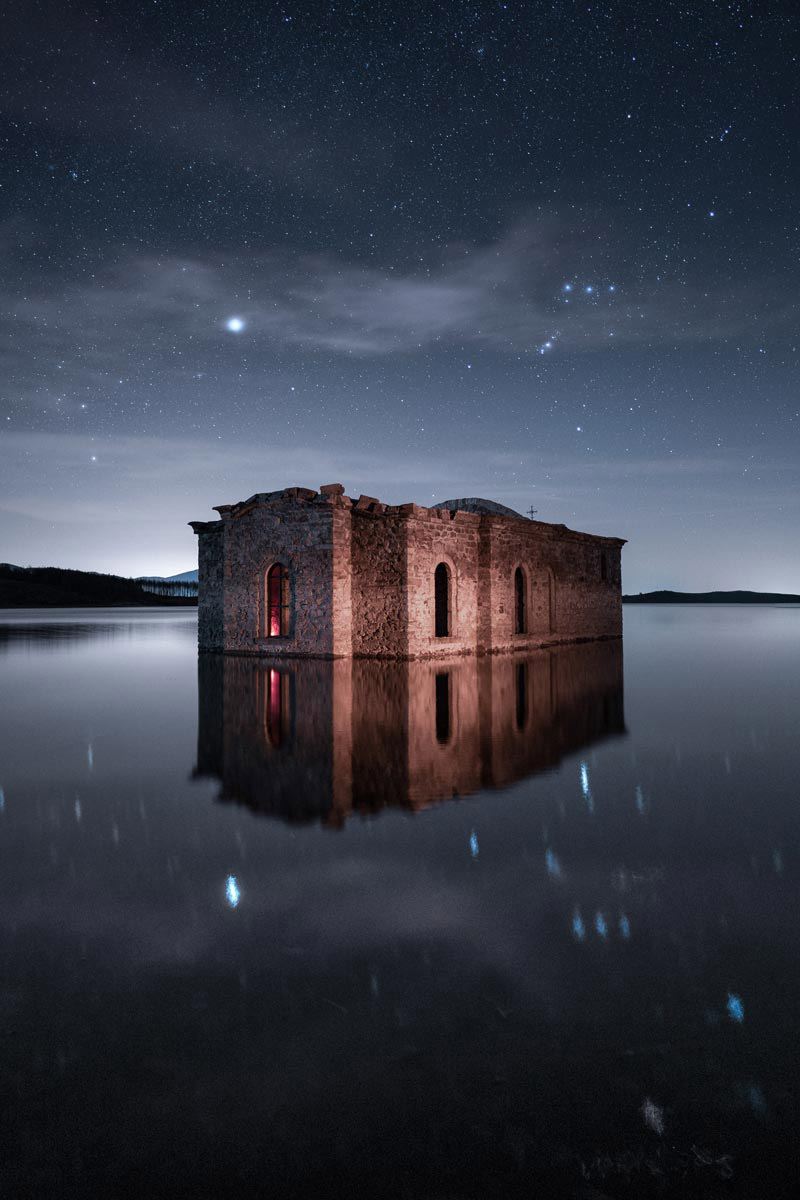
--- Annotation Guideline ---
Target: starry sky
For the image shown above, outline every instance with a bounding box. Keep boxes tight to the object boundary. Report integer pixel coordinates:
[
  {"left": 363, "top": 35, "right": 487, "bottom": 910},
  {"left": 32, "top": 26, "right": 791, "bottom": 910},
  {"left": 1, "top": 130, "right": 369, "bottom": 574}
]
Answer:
[{"left": 2, "top": 0, "right": 798, "bottom": 589}]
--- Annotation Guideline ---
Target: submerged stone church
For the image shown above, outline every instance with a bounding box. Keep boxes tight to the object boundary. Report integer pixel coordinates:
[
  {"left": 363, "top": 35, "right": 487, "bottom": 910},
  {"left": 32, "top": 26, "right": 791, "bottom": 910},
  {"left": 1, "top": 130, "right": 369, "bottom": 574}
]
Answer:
[{"left": 190, "top": 484, "right": 625, "bottom": 658}]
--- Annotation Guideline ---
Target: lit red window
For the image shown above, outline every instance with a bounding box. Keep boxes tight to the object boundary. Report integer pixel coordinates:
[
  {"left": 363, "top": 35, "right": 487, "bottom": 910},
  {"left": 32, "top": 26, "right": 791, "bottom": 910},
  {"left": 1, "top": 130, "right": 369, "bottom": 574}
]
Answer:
[{"left": 267, "top": 563, "right": 290, "bottom": 637}]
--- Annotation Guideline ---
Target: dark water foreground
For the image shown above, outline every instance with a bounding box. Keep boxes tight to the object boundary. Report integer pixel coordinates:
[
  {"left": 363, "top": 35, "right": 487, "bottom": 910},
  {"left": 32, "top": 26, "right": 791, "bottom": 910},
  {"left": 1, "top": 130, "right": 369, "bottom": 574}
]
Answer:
[{"left": 1, "top": 607, "right": 799, "bottom": 1198}]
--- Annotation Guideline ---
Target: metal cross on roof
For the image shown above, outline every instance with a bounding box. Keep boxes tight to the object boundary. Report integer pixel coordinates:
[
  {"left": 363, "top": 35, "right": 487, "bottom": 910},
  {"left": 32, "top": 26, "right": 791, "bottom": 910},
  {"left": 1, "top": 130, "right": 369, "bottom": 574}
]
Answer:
[{"left": 527, "top": 506, "right": 538, "bottom": 519}]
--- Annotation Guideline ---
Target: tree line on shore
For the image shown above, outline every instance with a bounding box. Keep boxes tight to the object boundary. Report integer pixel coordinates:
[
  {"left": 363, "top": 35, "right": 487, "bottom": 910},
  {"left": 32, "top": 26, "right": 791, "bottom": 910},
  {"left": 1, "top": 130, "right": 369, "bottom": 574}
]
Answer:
[{"left": 0, "top": 563, "right": 198, "bottom": 607}]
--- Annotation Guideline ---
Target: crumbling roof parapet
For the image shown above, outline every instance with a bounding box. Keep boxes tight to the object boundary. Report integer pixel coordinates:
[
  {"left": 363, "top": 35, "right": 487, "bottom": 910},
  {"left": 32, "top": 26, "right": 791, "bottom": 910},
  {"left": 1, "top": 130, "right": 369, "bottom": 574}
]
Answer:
[
  {"left": 189, "top": 520, "right": 223, "bottom": 534},
  {"left": 192, "top": 484, "right": 624, "bottom": 544}
]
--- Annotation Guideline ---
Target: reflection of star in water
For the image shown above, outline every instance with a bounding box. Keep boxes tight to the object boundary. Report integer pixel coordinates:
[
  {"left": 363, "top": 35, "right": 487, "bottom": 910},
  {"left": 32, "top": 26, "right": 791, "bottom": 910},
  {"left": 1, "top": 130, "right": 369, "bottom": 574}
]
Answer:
[{"left": 226, "top": 316, "right": 245, "bottom": 333}]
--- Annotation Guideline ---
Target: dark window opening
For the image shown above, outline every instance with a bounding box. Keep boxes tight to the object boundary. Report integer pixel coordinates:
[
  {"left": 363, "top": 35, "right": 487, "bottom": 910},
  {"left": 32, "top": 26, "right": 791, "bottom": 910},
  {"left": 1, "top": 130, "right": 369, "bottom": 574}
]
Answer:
[
  {"left": 435, "top": 672, "right": 451, "bottom": 743},
  {"left": 600, "top": 552, "right": 608, "bottom": 582},
  {"left": 515, "top": 662, "right": 528, "bottom": 730},
  {"left": 267, "top": 563, "right": 290, "bottom": 637},
  {"left": 264, "top": 668, "right": 292, "bottom": 748},
  {"left": 434, "top": 562, "right": 450, "bottom": 637},
  {"left": 514, "top": 567, "right": 526, "bottom": 633}
]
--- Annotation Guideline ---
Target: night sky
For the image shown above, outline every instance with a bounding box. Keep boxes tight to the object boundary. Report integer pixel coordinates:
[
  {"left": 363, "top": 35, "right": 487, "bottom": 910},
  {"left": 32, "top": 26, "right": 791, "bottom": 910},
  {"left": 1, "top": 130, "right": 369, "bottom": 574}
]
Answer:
[{"left": 2, "top": 0, "right": 798, "bottom": 589}]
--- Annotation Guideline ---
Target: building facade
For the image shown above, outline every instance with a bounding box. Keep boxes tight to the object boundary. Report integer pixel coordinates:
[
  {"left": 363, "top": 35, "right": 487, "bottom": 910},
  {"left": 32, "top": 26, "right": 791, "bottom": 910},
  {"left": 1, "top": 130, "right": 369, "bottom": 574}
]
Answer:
[{"left": 190, "top": 484, "right": 625, "bottom": 658}]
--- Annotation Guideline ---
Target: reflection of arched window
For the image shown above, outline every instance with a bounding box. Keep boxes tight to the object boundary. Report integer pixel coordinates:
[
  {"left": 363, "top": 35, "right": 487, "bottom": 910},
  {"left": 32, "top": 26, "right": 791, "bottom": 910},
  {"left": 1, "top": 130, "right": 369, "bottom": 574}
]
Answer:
[
  {"left": 435, "top": 672, "right": 451, "bottom": 743},
  {"left": 434, "top": 562, "right": 450, "bottom": 637},
  {"left": 514, "top": 567, "right": 526, "bottom": 634},
  {"left": 515, "top": 662, "right": 528, "bottom": 730},
  {"left": 264, "top": 669, "right": 291, "bottom": 748},
  {"left": 267, "top": 563, "right": 290, "bottom": 637}
]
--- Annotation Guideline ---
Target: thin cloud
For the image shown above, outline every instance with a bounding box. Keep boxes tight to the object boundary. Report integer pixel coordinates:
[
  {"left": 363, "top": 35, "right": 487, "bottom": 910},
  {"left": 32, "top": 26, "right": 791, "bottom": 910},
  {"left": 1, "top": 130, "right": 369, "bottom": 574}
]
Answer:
[{"left": 2, "top": 216, "right": 792, "bottom": 420}]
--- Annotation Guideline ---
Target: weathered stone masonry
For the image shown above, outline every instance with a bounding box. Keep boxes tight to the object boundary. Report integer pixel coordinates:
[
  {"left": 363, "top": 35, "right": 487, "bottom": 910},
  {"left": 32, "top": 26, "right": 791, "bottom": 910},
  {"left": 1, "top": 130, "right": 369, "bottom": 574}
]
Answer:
[{"left": 190, "top": 484, "right": 625, "bottom": 658}]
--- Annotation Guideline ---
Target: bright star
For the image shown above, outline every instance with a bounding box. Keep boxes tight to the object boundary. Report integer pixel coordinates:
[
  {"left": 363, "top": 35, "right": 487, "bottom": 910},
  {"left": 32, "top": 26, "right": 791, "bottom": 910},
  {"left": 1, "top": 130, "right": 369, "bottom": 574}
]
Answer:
[
  {"left": 585, "top": 285, "right": 593, "bottom": 294},
  {"left": 563, "top": 283, "right": 573, "bottom": 292},
  {"left": 709, "top": 211, "right": 715, "bottom": 218},
  {"left": 226, "top": 317, "right": 245, "bottom": 333}
]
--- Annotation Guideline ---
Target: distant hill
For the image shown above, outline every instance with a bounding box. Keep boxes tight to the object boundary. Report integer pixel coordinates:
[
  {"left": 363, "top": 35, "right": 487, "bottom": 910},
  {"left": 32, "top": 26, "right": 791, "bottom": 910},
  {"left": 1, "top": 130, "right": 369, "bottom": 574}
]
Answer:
[
  {"left": 0, "top": 563, "right": 197, "bottom": 608},
  {"left": 623, "top": 590, "right": 800, "bottom": 604},
  {"left": 137, "top": 569, "right": 198, "bottom": 583}
]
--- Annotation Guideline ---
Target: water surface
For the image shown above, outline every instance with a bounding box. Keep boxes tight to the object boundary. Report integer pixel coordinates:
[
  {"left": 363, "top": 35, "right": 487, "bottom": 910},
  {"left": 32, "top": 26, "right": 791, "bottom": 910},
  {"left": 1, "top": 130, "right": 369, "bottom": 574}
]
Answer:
[{"left": 1, "top": 606, "right": 799, "bottom": 1198}]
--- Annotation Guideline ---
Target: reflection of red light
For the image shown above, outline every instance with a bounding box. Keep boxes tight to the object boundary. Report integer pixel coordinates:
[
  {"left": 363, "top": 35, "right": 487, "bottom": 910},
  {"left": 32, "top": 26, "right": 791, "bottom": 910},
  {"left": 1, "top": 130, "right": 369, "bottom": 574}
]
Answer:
[
  {"left": 270, "top": 610, "right": 281, "bottom": 637},
  {"left": 266, "top": 669, "right": 285, "bottom": 748}
]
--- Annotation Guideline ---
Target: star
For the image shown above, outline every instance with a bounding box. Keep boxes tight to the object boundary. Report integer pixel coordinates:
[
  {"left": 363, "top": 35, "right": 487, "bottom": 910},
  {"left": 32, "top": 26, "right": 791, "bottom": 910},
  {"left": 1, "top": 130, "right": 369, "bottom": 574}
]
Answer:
[{"left": 225, "top": 317, "right": 245, "bottom": 333}]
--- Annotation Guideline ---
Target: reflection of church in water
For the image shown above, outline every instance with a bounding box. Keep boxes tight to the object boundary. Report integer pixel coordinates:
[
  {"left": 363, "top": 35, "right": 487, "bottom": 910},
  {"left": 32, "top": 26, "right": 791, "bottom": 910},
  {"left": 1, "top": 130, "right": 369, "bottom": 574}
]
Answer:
[{"left": 195, "top": 641, "right": 625, "bottom": 827}]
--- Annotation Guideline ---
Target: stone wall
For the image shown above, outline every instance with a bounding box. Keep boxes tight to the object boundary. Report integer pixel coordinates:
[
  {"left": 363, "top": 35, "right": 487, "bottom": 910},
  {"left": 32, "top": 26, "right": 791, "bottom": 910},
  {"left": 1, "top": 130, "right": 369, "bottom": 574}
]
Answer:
[
  {"left": 191, "top": 485, "right": 624, "bottom": 658},
  {"left": 195, "top": 525, "right": 225, "bottom": 650},
  {"left": 350, "top": 501, "right": 408, "bottom": 657},
  {"left": 330, "top": 503, "right": 354, "bottom": 658},
  {"left": 219, "top": 492, "right": 338, "bottom": 656},
  {"left": 482, "top": 518, "right": 623, "bottom": 653},
  {"left": 404, "top": 507, "right": 482, "bottom": 658}
]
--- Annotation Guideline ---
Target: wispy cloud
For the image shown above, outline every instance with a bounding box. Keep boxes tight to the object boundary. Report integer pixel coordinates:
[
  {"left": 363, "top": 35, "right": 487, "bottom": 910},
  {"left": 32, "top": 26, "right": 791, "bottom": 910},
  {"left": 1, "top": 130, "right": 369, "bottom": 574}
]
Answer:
[{"left": 2, "top": 215, "right": 792, "bottom": 419}]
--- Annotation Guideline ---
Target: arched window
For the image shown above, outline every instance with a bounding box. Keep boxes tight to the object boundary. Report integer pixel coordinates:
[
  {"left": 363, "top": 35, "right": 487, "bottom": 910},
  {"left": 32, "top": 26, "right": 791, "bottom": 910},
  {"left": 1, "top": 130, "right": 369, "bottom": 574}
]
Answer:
[
  {"left": 435, "top": 672, "right": 451, "bottom": 743},
  {"left": 514, "top": 566, "right": 527, "bottom": 634},
  {"left": 434, "top": 562, "right": 450, "bottom": 637},
  {"left": 266, "top": 563, "right": 290, "bottom": 637}
]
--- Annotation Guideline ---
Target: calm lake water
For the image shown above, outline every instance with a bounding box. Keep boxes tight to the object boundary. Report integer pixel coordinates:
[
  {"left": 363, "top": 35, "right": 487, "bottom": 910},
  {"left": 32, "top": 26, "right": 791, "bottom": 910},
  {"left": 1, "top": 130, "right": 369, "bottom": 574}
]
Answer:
[{"left": 1, "top": 606, "right": 799, "bottom": 1198}]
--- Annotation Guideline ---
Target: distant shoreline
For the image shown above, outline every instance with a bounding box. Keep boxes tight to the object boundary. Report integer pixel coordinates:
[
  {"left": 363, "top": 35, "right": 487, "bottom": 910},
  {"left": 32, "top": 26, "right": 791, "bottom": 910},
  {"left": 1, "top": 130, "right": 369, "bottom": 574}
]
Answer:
[
  {"left": 623, "top": 590, "right": 800, "bottom": 605},
  {"left": 0, "top": 563, "right": 197, "bottom": 609},
  {"left": 0, "top": 601, "right": 197, "bottom": 610}
]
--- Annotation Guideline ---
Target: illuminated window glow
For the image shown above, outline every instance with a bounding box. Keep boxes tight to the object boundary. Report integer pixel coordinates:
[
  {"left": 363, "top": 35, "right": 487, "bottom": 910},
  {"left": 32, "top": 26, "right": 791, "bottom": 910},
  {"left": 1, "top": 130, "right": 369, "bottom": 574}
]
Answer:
[{"left": 267, "top": 563, "right": 290, "bottom": 637}]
